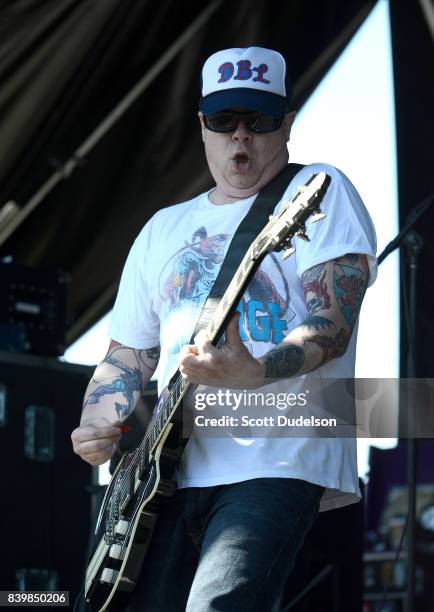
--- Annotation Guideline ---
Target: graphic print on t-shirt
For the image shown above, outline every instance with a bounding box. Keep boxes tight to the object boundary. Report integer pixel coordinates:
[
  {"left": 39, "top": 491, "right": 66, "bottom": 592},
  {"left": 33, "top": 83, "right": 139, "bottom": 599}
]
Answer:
[
  {"left": 235, "top": 253, "right": 295, "bottom": 349},
  {"left": 159, "top": 226, "right": 295, "bottom": 356},
  {"left": 159, "top": 226, "right": 230, "bottom": 306}
]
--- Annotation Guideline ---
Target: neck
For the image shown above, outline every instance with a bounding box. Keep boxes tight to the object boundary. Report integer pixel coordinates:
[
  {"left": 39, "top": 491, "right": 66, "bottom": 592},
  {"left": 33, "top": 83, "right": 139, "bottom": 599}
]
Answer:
[{"left": 208, "top": 189, "right": 253, "bottom": 205}]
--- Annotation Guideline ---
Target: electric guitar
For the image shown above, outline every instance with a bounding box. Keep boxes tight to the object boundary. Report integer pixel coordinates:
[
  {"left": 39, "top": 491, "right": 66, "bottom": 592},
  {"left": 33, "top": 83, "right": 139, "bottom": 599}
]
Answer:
[{"left": 85, "top": 171, "right": 331, "bottom": 611}]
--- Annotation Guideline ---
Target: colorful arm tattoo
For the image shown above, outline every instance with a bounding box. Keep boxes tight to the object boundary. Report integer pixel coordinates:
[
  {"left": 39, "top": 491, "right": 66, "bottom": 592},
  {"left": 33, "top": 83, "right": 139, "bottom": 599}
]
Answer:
[
  {"left": 300, "top": 254, "right": 368, "bottom": 364},
  {"left": 84, "top": 344, "right": 160, "bottom": 419},
  {"left": 262, "top": 254, "right": 369, "bottom": 380},
  {"left": 302, "top": 263, "right": 331, "bottom": 315},
  {"left": 333, "top": 257, "right": 368, "bottom": 327}
]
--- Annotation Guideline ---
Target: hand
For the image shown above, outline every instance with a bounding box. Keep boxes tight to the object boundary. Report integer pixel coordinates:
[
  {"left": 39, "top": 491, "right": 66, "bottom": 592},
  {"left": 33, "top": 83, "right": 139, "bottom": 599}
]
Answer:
[
  {"left": 179, "top": 314, "right": 266, "bottom": 389},
  {"left": 71, "top": 417, "right": 122, "bottom": 466}
]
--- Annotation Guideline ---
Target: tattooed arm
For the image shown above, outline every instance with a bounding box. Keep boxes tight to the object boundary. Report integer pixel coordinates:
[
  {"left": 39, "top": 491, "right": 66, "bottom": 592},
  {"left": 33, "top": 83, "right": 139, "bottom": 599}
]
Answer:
[
  {"left": 71, "top": 340, "right": 160, "bottom": 465},
  {"left": 179, "top": 254, "right": 369, "bottom": 390},
  {"left": 260, "top": 253, "right": 369, "bottom": 381}
]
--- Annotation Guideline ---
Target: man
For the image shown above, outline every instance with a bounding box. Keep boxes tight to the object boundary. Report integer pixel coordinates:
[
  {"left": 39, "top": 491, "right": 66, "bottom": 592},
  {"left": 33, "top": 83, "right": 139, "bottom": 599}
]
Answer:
[{"left": 71, "top": 47, "right": 377, "bottom": 611}]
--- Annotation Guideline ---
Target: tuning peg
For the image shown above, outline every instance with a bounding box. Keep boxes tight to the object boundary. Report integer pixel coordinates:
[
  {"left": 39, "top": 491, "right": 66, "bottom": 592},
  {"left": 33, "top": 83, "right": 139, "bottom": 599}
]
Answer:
[
  {"left": 296, "top": 225, "right": 310, "bottom": 242},
  {"left": 309, "top": 206, "right": 326, "bottom": 223},
  {"left": 282, "top": 240, "right": 295, "bottom": 259},
  {"left": 309, "top": 209, "right": 326, "bottom": 223},
  {"left": 282, "top": 246, "right": 295, "bottom": 259}
]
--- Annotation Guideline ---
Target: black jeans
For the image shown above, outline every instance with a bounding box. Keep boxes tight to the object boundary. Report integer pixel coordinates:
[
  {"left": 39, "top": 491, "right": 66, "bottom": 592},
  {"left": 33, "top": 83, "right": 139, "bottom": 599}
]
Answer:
[{"left": 127, "top": 478, "right": 324, "bottom": 612}]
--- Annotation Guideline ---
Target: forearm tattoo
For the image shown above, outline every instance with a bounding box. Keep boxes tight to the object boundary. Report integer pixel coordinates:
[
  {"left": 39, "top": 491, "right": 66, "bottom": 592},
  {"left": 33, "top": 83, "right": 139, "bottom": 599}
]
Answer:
[
  {"left": 138, "top": 346, "right": 161, "bottom": 373},
  {"left": 264, "top": 345, "right": 305, "bottom": 380},
  {"left": 303, "top": 328, "right": 350, "bottom": 366},
  {"left": 84, "top": 344, "right": 160, "bottom": 419}
]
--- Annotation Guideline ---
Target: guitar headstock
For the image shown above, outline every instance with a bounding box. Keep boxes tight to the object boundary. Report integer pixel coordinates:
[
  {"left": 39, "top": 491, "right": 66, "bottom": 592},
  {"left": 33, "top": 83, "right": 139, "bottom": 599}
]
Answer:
[{"left": 252, "top": 171, "right": 331, "bottom": 260}]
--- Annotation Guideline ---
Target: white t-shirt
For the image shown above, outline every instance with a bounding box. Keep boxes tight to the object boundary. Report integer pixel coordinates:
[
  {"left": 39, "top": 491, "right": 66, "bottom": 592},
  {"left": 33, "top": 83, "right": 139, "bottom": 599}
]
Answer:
[{"left": 109, "top": 163, "right": 377, "bottom": 511}]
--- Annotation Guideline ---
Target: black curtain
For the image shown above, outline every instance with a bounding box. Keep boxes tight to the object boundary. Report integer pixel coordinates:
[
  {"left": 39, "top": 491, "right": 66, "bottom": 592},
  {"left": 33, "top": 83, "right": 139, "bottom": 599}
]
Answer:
[{"left": 0, "top": 0, "right": 376, "bottom": 342}]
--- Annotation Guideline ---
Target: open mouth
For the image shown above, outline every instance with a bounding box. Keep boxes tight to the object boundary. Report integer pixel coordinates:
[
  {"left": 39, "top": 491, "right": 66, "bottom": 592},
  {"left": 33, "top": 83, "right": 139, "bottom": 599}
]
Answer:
[{"left": 232, "top": 153, "right": 250, "bottom": 166}]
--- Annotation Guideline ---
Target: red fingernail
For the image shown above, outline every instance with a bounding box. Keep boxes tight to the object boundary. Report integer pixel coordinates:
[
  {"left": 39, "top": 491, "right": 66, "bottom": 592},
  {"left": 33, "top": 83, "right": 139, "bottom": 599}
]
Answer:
[{"left": 120, "top": 425, "right": 132, "bottom": 433}]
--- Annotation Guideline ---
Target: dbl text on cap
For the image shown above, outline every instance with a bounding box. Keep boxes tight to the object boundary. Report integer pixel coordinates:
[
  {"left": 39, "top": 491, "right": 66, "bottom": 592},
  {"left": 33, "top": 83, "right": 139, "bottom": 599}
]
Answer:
[{"left": 199, "top": 47, "right": 292, "bottom": 118}]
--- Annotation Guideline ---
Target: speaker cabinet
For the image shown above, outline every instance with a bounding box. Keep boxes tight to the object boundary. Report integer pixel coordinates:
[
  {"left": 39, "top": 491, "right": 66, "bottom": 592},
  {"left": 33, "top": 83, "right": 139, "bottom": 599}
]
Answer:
[{"left": 0, "top": 351, "right": 93, "bottom": 604}]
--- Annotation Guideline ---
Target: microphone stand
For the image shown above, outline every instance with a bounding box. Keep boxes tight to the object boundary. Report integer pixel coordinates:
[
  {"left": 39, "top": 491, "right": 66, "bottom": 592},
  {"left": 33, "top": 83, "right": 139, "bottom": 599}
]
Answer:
[
  {"left": 377, "top": 194, "right": 433, "bottom": 612},
  {"left": 403, "top": 230, "right": 423, "bottom": 612}
]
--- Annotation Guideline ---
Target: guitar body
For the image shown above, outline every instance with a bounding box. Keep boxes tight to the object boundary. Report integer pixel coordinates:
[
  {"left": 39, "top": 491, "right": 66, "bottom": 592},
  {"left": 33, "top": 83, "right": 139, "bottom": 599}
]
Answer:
[
  {"left": 85, "top": 420, "right": 183, "bottom": 611},
  {"left": 84, "top": 171, "right": 331, "bottom": 611}
]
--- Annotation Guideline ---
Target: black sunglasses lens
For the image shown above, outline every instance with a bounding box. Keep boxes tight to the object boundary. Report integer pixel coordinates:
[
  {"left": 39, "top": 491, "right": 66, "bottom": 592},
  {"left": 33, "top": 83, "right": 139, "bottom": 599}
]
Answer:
[
  {"left": 204, "top": 112, "right": 236, "bottom": 132},
  {"left": 246, "top": 114, "right": 282, "bottom": 133},
  {"left": 204, "top": 112, "right": 283, "bottom": 133}
]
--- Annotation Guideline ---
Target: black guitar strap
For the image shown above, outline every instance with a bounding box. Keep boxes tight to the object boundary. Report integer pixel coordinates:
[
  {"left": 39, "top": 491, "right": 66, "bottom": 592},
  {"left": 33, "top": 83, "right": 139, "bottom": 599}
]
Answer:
[{"left": 189, "top": 162, "right": 305, "bottom": 341}]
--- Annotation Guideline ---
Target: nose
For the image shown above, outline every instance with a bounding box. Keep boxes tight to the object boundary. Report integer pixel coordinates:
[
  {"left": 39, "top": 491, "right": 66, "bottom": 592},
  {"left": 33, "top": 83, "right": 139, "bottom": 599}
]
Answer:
[{"left": 231, "top": 120, "right": 252, "bottom": 142}]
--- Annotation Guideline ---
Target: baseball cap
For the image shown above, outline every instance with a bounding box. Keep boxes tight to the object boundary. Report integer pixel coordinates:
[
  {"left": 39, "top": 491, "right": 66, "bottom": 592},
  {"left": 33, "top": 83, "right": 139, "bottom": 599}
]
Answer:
[{"left": 199, "top": 47, "right": 292, "bottom": 118}]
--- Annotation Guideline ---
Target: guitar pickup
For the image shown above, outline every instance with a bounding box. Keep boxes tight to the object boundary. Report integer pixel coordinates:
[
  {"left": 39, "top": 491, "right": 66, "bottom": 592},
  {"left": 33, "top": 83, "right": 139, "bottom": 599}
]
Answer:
[
  {"left": 100, "top": 568, "right": 119, "bottom": 585},
  {"left": 114, "top": 519, "right": 129, "bottom": 536},
  {"left": 109, "top": 543, "right": 126, "bottom": 561}
]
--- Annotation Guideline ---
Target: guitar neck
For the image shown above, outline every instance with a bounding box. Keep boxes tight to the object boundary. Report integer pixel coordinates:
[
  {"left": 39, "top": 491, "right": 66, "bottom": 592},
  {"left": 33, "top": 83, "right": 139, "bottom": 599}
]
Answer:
[{"left": 206, "top": 244, "right": 257, "bottom": 342}]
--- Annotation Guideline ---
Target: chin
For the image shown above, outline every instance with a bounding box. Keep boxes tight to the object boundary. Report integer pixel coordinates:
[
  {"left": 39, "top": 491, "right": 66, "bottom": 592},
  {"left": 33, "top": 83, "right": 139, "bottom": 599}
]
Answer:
[
  {"left": 233, "top": 176, "right": 259, "bottom": 190},
  {"left": 228, "top": 169, "right": 258, "bottom": 184}
]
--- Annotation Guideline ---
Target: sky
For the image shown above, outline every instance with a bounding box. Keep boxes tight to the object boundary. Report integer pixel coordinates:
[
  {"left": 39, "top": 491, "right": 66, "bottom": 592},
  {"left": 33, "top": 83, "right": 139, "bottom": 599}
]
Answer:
[{"left": 64, "top": 0, "right": 399, "bottom": 482}]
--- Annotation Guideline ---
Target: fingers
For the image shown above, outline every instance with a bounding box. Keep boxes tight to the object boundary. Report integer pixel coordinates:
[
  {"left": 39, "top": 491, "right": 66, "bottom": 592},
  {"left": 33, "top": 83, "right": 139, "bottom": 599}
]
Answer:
[
  {"left": 179, "top": 353, "right": 205, "bottom": 381},
  {"left": 179, "top": 349, "right": 217, "bottom": 383},
  {"left": 193, "top": 329, "right": 212, "bottom": 351},
  {"left": 179, "top": 344, "right": 199, "bottom": 359},
  {"left": 77, "top": 440, "right": 118, "bottom": 466},
  {"left": 181, "top": 330, "right": 216, "bottom": 359},
  {"left": 71, "top": 417, "right": 122, "bottom": 466},
  {"left": 80, "top": 444, "right": 117, "bottom": 466},
  {"left": 75, "top": 421, "right": 121, "bottom": 440},
  {"left": 179, "top": 319, "right": 243, "bottom": 383},
  {"left": 179, "top": 330, "right": 216, "bottom": 378}
]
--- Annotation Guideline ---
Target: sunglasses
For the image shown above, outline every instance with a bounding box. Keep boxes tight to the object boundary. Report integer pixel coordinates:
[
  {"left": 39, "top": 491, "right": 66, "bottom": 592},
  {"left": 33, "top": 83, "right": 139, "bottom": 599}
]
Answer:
[{"left": 203, "top": 110, "right": 284, "bottom": 134}]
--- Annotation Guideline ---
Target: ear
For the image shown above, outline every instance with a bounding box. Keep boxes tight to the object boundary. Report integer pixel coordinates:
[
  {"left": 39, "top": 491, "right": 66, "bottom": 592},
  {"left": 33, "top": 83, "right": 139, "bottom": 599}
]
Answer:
[
  {"left": 198, "top": 111, "right": 206, "bottom": 143},
  {"left": 283, "top": 111, "right": 296, "bottom": 142}
]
